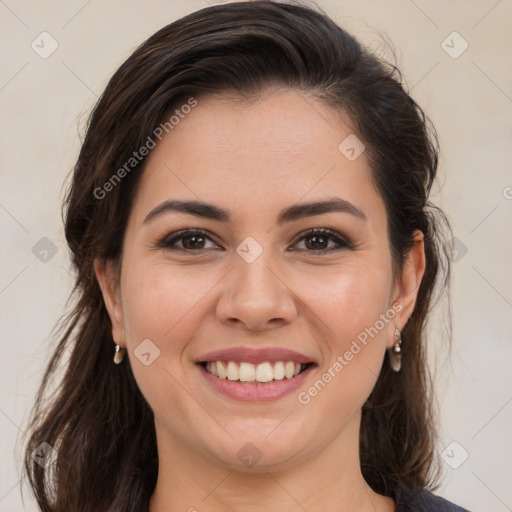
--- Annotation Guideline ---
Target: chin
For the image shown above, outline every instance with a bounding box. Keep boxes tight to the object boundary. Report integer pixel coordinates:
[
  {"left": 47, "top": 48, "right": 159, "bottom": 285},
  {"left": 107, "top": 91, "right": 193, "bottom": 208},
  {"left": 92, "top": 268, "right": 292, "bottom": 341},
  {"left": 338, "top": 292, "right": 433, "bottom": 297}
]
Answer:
[{"left": 200, "top": 429, "right": 310, "bottom": 473}]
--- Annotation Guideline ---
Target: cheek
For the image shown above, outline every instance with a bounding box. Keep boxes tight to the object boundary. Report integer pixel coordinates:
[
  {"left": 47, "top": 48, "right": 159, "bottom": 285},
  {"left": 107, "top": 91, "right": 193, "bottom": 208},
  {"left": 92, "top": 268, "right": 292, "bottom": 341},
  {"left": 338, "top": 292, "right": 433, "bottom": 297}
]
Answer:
[
  {"left": 302, "top": 261, "right": 393, "bottom": 406},
  {"left": 121, "top": 261, "right": 216, "bottom": 345},
  {"left": 306, "top": 261, "right": 392, "bottom": 343},
  {"left": 118, "top": 262, "right": 214, "bottom": 424}
]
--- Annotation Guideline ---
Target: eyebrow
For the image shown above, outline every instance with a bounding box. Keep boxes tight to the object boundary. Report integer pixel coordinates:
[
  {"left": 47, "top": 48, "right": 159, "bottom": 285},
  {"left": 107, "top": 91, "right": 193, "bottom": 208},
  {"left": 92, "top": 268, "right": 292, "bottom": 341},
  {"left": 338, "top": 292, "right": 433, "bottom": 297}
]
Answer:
[{"left": 143, "top": 197, "right": 367, "bottom": 225}]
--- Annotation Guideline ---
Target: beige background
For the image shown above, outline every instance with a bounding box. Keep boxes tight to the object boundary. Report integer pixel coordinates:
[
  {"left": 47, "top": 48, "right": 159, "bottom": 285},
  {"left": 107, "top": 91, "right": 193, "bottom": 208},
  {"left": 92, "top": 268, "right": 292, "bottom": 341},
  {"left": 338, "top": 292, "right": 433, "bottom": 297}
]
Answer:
[{"left": 1, "top": 1, "right": 511, "bottom": 510}]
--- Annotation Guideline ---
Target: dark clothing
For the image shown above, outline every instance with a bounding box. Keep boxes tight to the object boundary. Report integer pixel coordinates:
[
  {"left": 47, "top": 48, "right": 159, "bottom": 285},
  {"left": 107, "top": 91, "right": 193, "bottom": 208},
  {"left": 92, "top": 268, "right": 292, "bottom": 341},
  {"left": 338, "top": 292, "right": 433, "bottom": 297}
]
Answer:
[{"left": 396, "top": 486, "right": 472, "bottom": 511}]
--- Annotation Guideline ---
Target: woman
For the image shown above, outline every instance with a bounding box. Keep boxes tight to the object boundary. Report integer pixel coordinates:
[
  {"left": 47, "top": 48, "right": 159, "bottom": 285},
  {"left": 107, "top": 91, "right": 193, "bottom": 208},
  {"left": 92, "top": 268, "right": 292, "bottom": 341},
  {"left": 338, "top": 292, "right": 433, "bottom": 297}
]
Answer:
[{"left": 24, "top": 1, "right": 471, "bottom": 510}]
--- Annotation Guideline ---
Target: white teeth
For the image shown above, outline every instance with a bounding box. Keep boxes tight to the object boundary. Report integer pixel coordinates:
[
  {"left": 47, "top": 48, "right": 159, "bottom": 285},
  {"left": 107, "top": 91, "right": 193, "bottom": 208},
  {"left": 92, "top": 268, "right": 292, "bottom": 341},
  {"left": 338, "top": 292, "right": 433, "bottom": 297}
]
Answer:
[
  {"left": 205, "top": 360, "right": 306, "bottom": 382},
  {"left": 239, "top": 362, "right": 255, "bottom": 381},
  {"left": 226, "top": 361, "right": 239, "bottom": 381},
  {"left": 217, "top": 361, "right": 227, "bottom": 379},
  {"left": 284, "top": 361, "right": 295, "bottom": 379},
  {"left": 273, "top": 361, "right": 285, "bottom": 380},
  {"left": 255, "top": 362, "right": 274, "bottom": 382}
]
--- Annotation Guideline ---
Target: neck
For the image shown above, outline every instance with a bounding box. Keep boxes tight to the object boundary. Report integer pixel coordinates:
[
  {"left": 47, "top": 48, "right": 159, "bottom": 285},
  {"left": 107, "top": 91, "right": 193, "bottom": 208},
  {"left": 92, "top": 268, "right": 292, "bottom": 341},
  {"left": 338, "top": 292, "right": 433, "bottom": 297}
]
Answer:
[{"left": 149, "top": 411, "right": 395, "bottom": 512}]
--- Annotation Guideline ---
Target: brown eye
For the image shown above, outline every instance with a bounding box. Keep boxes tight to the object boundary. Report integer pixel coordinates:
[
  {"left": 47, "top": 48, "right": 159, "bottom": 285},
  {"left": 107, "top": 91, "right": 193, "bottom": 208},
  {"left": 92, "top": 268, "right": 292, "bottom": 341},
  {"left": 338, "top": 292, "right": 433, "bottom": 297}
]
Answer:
[
  {"left": 181, "top": 233, "right": 206, "bottom": 250},
  {"left": 292, "top": 229, "right": 352, "bottom": 253},
  {"left": 158, "top": 228, "right": 352, "bottom": 254},
  {"left": 159, "top": 230, "right": 220, "bottom": 252}
]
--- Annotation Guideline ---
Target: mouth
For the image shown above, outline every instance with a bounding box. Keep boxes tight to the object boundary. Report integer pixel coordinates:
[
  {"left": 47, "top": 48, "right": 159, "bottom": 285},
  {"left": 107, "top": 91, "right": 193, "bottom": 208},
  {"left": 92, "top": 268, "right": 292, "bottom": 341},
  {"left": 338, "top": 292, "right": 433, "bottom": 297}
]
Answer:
[
  {"left": 199, "top": 360, "right": 315, "bottom": 384},
  {"left": 194, "top": 347, "right": 317, "bottom": 401},
  {"left": 196, "top": 359, "right": 317, "bottom": 402}
]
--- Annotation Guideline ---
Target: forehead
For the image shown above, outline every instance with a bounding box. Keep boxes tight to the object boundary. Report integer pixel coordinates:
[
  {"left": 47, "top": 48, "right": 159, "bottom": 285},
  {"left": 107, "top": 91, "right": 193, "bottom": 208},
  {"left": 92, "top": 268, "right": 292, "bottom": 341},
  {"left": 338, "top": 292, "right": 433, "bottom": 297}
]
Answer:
[{"left": 129, "top": 89, "right": 385, "bottom": 226}]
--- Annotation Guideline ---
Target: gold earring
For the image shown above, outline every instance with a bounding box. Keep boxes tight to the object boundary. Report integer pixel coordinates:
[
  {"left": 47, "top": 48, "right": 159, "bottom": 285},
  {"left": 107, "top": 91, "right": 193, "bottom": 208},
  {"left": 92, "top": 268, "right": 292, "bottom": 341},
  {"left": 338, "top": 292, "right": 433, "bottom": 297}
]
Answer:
[
  {"left": 113, "top": 344, "right": 126, "bottom": 364},
  {"left": 389, "top": 328, "right": 402, "bottom": 372}
]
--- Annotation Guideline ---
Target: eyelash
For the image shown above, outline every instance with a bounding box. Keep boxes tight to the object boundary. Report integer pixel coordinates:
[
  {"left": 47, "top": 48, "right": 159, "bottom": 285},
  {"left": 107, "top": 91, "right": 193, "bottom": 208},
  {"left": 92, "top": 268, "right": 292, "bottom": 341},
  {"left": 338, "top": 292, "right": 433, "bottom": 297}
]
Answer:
[{"left": 157, "top": 228, "right": 353, "bottom": 254}]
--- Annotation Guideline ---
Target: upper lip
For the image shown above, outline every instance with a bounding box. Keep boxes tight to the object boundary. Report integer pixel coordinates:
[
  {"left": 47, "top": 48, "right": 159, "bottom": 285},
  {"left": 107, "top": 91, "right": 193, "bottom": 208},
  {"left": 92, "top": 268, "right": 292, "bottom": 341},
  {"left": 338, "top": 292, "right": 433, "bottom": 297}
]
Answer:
[{"left": 195, "top": 347, "right": 316, "bottom": 365}]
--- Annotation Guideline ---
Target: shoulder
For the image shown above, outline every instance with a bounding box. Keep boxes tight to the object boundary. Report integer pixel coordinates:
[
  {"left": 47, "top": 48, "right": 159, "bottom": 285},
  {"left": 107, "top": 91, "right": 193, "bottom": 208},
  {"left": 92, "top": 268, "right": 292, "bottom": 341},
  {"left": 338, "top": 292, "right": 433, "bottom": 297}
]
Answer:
[{"left": 395, "top": 486, "right": 472, "bottom": 512}]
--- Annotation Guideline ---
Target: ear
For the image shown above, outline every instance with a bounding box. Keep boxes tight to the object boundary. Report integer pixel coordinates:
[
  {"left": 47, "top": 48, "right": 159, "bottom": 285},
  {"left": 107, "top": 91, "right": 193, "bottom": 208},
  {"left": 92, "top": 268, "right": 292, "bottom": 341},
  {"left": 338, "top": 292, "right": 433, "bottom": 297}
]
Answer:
[
  {"left": 94, "top": 258, "right": 126, "bottom": 348},
  {"left": 388, "top": 229, "right": 426, "bottom": 348}
]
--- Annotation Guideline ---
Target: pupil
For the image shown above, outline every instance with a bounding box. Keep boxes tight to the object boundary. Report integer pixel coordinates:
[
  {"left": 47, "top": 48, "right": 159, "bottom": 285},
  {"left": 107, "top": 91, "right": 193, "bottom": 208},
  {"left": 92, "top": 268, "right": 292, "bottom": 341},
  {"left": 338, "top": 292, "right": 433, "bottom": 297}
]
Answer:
[
  {"left": 306, "top": 235, "right": 327, "bottom": 250},
  {"left": 184, "top": 235, "right": 204, "bottom": 249}
]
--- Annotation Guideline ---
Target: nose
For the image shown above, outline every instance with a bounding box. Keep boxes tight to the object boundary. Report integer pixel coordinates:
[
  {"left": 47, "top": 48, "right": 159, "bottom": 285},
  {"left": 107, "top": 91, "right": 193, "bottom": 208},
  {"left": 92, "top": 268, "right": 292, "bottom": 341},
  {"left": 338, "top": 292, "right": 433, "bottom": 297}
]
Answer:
[{"left": 215, "top": 252, "right": 298, "bottom": 331}]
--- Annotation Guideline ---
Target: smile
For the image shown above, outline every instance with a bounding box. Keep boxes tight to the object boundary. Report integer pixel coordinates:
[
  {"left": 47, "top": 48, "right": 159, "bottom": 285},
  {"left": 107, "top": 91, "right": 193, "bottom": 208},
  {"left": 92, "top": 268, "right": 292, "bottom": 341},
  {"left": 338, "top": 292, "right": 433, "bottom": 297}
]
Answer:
[
  {"left": 203, "top": 360, "right": 310, "bottom": 383},
  {"left": 195, "top": 346, "right": 317, "bottom": 401},
  {"left": 197, "top": 360, "right": 316, "bottom": 402}
]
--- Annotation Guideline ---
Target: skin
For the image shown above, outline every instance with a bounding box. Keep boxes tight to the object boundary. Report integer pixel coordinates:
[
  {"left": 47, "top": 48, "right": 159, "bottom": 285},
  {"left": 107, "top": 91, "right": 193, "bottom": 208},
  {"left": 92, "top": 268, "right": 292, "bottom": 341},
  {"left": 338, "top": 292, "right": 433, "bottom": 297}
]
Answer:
[{"left": 95, "top": 88, "right": 425, "bottom": 512}]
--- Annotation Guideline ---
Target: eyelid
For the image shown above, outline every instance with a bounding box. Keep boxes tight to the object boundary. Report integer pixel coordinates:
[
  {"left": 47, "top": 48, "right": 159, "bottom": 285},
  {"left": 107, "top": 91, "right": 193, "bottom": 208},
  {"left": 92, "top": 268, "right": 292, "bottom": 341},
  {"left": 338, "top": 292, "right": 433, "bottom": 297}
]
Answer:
[
  {"left": 155, "top": 228, "right": 222, "bottom": 251},
  {"left": 289, "top": 227, "right": 353, "bottom": 252},
  {"left": 156, "top": 227, "right": 354, "bottom": 253}
]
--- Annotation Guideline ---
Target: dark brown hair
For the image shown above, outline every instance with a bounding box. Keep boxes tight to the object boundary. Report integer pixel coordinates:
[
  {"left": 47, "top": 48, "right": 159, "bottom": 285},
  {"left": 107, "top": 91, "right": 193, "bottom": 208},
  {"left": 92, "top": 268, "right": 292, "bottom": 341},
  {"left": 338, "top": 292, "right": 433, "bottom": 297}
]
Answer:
[{"left": 24, "top": 1, "right": 452, "bottom": 510}]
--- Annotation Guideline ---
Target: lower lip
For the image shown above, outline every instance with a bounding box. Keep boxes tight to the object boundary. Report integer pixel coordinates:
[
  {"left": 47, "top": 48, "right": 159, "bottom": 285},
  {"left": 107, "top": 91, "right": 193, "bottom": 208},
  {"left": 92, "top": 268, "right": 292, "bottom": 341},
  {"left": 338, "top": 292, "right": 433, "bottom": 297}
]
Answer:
[{"left": 197, "top": 363, "right": 315, "bottom": 402}]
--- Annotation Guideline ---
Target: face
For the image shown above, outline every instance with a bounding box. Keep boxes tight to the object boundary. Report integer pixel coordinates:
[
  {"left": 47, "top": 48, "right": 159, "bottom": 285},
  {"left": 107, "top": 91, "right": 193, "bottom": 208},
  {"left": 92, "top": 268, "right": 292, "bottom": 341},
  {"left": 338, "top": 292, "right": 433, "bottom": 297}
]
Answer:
[{"left": 96, "top": 89, "right": 424, "bottom": 472}]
